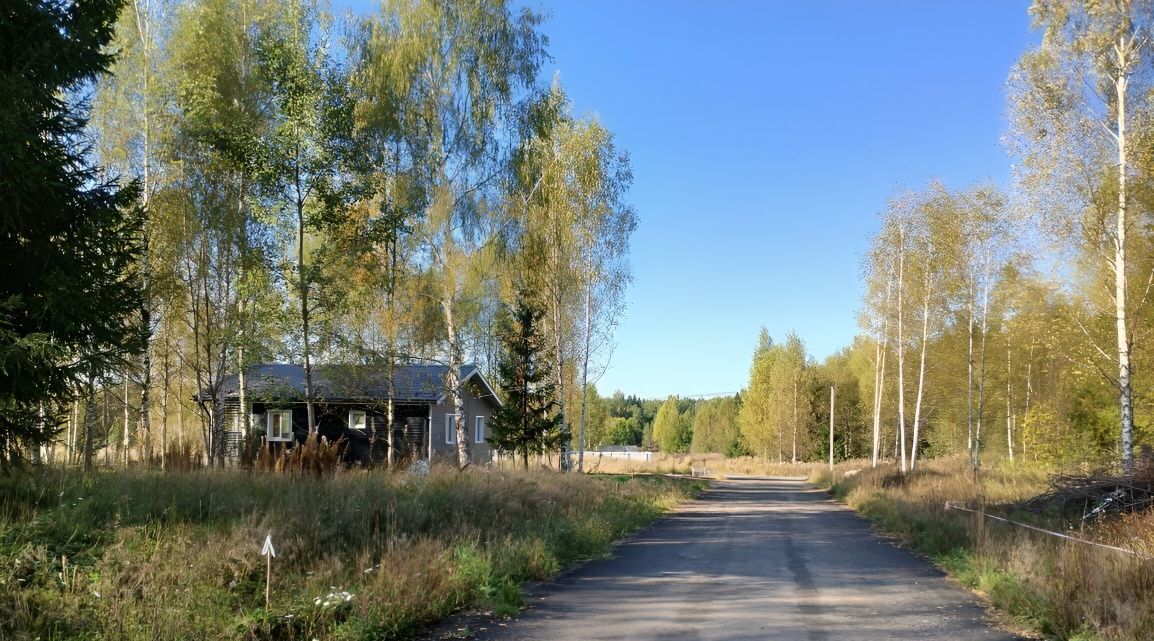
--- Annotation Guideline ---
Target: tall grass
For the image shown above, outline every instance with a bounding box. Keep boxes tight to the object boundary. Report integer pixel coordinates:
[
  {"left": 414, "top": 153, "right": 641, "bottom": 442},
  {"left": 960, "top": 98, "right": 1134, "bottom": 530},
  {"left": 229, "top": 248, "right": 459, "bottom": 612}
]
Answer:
[
  {"left": 0, "top": 466, "right": 702, "bottom": 641},
  {"left": 585, "top": 452, "right": 825, "bottom": 477},
  {"left": 815, "top": 457, "right": 1154, "bottom": 641}
]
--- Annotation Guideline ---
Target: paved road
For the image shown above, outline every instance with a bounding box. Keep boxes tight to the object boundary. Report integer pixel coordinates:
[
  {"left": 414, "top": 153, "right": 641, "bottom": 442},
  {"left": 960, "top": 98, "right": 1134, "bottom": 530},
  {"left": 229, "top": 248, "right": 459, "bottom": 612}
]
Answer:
[{"left": 479, "top": 477, "right": 1023, "bottom": 641}]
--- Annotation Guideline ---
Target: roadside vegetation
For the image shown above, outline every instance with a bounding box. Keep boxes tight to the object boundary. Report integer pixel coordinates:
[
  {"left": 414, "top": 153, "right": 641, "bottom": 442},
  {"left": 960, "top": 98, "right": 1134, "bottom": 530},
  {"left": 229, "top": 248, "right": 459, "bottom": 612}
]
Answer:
[
  {"left": 815, "top": 457, "right": 1154, "bottom": 641},
  {"left": 581, "top": 452, "right": 824, "bottom": 478},
  {"left": 0, "top": 466, "right": 703, "bottom": 641}
]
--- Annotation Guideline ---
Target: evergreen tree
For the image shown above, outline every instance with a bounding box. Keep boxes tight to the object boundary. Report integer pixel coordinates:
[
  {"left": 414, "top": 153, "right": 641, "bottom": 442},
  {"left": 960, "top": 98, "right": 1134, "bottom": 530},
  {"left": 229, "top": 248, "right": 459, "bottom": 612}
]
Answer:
[
  {"left": 0, "top": 0, "right": 143, "bottom": 466},
  {"left": 488, "top": 294, "right": 565, "bottom": 468}
]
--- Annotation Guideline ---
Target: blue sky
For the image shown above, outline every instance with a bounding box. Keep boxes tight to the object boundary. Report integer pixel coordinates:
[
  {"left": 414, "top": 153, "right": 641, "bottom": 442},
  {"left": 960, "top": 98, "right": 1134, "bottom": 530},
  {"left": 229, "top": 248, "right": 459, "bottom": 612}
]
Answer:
[{"left": 533, "top": 1, "right": 1040, "bottom": 399}]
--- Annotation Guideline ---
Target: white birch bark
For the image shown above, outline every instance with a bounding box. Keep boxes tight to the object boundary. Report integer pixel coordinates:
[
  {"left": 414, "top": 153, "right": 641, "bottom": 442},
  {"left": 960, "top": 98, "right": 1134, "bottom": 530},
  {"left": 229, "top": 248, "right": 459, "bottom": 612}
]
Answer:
[
  {"left": 442, "top": 289, "right": 469, "bottom": 468},
  {"left": 578, "top": 282, "right": 591, "bottom": 472},
  {"left": 974, "top": 248, "right": 992, "bottom": 474},
  {"left": 895, "top": 226, "right": 908, "bottom": 473},
  {"left": 966, "top": 277, "right": 976, "bottom": 470},
  {"left": 1006, "top": 346, "right": 1014, "bottom": 463},
  {"left": 1113, "top": 41, "right": 1136, "bottom": 473},
  {"left": 871, "top": 264, "right": 893, "bottom": 468},
  {"left": 909, "top": 279, "right": 930, "bottom": 472}
]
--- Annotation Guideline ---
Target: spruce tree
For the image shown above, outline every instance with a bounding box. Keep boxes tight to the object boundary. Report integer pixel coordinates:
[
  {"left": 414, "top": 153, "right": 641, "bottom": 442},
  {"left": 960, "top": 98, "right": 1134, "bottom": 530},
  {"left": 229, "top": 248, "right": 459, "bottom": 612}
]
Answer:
[
  {"left": 488, "top": 294, "right": 564, "bottom": 469},
  {"left": 0, "top": 0, "right": 143, "bottom": 466}
]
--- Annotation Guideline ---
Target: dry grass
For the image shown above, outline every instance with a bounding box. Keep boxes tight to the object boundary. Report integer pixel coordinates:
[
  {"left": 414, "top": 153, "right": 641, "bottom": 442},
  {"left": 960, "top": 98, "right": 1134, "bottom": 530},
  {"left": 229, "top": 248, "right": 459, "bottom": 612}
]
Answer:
[
  {"left": 584, "top": 452, "right": 825, "bottom": 478},
  {"left": 0, "top": 465, "right": 703, "bottom": 641},
  {"left": 816, "top": 456, "right": 1154, "bottom": 641}
]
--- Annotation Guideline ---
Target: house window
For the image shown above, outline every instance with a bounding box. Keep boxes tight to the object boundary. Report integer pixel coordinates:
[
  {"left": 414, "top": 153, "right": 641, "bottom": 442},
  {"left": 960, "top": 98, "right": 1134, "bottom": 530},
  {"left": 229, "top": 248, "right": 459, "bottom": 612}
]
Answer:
[
  {"left": 474, "top": 416, "right": 485, "bottom": 443},
  {"left": 445, "top": 414, "right": 457, "bottom": 444},
  {"left": 349, "top": 410, "right": 367, "bottom": 432},
  {"left": 267, "top": 410, "right": 293, "bottom": 442}
]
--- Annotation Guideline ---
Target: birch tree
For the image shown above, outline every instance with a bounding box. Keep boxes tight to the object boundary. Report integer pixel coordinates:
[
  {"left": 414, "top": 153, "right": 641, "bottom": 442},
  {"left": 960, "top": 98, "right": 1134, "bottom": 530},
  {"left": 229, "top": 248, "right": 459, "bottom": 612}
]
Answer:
[
  {"left": 251, "top": 0, "right": 359, "bottom": 434},
  {"left": 169, "top": 0, "right": 279, "bottom": 462},
  {"left": 535, "top": 114, "right": 637, "bottom": 473},
  {"left": 1010, "top": 0, "right": 1154, "bottom": 473},
  {"left": 779, "top": 332, "right": 810, "bottom": 464},
  {"left": 862, "top": 216, "right": 896, "bottom": 467},
  {"left": 92, "top": 0, "right": 170, "bottom": 463},
  {"left": 738, "top": 328, "right": 778, "bottom": 459},
  {"left": 905, "top": 183, "right": 967, "bottom": 470},
  {"left": 364, "top": 0, "right": 546, "bottom": 467}
]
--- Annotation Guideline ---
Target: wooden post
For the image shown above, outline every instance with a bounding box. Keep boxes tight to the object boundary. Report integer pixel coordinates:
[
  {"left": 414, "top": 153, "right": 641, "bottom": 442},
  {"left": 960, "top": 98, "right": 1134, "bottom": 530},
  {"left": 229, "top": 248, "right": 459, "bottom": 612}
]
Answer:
[{"left": 261, "top": 533, "right": 276, "bottom": 610}]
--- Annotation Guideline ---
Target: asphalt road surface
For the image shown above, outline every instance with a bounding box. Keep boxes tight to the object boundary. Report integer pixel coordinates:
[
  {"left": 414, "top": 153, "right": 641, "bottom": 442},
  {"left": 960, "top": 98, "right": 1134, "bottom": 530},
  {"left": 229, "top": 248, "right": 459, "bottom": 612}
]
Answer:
[{"left": 479, "top": 476, "right": 1024, "bottom": 641}]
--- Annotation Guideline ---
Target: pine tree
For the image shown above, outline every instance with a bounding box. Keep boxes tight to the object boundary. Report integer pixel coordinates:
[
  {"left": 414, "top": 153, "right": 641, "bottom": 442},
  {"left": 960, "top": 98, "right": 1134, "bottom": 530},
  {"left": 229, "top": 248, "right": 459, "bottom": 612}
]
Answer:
[
  {"left": 0, "top": 0, "right": 143, "bottom": 466},
  {"left": 488, "top": 293, "right": 565, "bottom": 468}
]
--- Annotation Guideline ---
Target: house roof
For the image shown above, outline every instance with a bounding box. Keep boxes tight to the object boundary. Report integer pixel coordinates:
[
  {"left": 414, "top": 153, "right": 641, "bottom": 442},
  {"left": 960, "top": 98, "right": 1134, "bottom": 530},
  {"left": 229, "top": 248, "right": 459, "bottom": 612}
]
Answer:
[{"left": 210, "top": 363, "right": 500, "bottom": 405}]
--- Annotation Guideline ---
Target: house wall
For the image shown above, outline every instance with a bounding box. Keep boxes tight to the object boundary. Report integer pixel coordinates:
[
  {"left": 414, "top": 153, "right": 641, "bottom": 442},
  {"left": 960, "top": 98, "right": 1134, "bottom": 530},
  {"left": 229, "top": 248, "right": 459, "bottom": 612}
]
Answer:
[
  {"left": 428, "top": 382, "right": 498, "bottom": 466},
  {"left": 250, "top": 401, "right": 431, "bottom": 465}
]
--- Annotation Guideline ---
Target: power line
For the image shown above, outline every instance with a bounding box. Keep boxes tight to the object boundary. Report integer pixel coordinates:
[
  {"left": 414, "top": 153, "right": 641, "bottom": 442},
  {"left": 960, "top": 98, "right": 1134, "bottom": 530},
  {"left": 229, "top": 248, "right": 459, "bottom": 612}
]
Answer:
[{"left": 682, "top": 391, "right": 739, "bottom": 400}]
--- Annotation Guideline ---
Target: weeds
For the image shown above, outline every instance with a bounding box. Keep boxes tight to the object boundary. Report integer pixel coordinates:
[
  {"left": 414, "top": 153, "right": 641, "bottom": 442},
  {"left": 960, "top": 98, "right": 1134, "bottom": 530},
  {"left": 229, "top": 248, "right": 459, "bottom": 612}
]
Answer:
[
  {"left": 0, "top": 466, "right": 702, "bottom": 641},
  {"left": 586, "top": 452, "right": 826, "bottom": 477},
  {"left": 816, "top": 456, "right": 1154, "bottom": 641}
]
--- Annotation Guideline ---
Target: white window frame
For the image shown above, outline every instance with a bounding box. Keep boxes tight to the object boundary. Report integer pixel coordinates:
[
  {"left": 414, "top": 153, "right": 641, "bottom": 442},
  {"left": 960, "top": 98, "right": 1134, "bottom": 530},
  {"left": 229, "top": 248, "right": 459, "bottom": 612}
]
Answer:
[
  {"left": 474, "top": 416, "right": 485, "bottom": 444},
  {"left": 349, "top": 409, "right": 367, "bottom": 432},
  {"left": 267, "top": 410, "right": 293, "bottom": 442},
  {"left": 445, "top": 414, "right": 457, "bottom": 444}
]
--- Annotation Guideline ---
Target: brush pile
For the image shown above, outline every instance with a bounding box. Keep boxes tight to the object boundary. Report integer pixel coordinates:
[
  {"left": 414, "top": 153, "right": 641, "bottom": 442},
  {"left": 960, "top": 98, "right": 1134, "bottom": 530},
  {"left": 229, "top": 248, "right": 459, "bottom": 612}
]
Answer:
[{"left": 1022, "top": 463, "right": 1154, "bottom": 521}]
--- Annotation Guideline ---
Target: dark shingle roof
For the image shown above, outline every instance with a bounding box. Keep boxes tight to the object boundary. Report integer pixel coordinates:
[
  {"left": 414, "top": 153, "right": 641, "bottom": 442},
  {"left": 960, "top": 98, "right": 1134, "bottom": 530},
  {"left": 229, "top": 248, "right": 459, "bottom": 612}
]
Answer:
[{"left": 213, "top": 363, "right": 482, "bottom": 403}]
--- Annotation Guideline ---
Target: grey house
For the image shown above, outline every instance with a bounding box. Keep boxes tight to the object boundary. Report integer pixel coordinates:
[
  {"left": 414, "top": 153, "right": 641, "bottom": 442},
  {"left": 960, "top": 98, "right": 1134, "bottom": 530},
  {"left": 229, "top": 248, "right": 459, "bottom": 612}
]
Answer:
[{"left": 211, "top": 363, "right": 501, "bottom": 466}]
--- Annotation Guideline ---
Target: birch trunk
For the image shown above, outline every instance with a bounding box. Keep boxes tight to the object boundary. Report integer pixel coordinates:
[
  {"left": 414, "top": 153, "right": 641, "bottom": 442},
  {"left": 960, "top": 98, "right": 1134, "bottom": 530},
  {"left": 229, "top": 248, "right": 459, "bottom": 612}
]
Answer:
[
  {"left": 68, "top": 399, "right": 78, "bottom": 465},
  {"left": 910, "top": 280, "right": 930, "bottom": 471},
  {"left": 1114, "top": 48, "right": 1136, "bottom": 474},
  {"left": 895, "top": 228, "right": 908, "bottom": 473},
  {"left": 966, "top": 279, "right": 976, "bottom": 470},
  {"left": 177, "top": 370, "right": 186, "bottom": 450},
  {"left": 122, "top": 374, "right": 131, "bottom": 465},
  {"left": 552, "top": 265, "right": 568, "bottom": 467},
  {"left": 297, "top": 184, "right": 316, "bottom": 435},
  {"left": 161, "top": 344, "right": 169, "bottom": 469},
  {"left": 132, "top": 0, "right": 154, "bottom": 467},
  {"left": 443, "top": 291, "right": 469, "bottom": 468},
  {"left": 1023, "top": 346, "right": 1033, "bottom": 460},
  {"left": 577, "top": 282, "right": 591, "bottom": 473},
  {"left": 1006, "top": 346, "right": 1014, "bottom": 463},
  {"left": 386, "top": 362, "right": 395, "bottom": 467},
  {"left": 871, "top": 269, "right": 893, "bottom": 468},
  {"left": 974, "top": 250, "right": 992, "bottom": 475},
  {"left": 83, "top": 385, "right": 95, "bottom": 472},
  {"left": 237, "top": 187, "right": 249, "bottom": 440}
]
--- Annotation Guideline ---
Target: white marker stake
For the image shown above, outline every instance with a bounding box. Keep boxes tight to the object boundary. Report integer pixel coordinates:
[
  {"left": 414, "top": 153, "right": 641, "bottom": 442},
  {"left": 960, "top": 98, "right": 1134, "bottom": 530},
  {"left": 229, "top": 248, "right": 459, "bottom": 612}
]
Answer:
[{"left": 261, "top": 533, "right": 276, "bottom": 610}]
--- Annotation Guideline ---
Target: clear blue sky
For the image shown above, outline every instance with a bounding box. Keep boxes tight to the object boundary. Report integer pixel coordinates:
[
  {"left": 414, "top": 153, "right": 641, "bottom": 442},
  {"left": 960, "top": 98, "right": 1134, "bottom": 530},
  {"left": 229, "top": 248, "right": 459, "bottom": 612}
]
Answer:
[{"left": 535, "top": 1, "right": 1039, "bottom": 399}]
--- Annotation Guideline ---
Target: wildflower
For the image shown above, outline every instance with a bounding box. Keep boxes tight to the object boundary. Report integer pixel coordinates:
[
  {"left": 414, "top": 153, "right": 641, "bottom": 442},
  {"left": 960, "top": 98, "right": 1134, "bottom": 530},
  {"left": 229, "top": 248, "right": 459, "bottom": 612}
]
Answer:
[{"left": 314, "top": 589, "right": 355, "bottom": 607}]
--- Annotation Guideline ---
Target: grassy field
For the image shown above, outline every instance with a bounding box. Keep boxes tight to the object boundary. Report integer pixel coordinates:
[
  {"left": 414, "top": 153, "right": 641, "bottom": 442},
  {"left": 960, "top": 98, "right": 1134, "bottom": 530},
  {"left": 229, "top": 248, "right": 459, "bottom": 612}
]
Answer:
[
  {"left": 814, "top": 457, "right": 1154, "bottom": 641},
  {"left": 0, "top": 466, "right": 704, "bottom": 641}
]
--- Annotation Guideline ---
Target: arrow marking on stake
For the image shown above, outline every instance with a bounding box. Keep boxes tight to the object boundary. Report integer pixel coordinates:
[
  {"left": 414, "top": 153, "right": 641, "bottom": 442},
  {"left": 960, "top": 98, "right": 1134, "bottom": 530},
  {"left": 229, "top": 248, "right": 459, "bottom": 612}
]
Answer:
[{"left": 262, "top": 533, "right": 276, "bottom": 558}]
